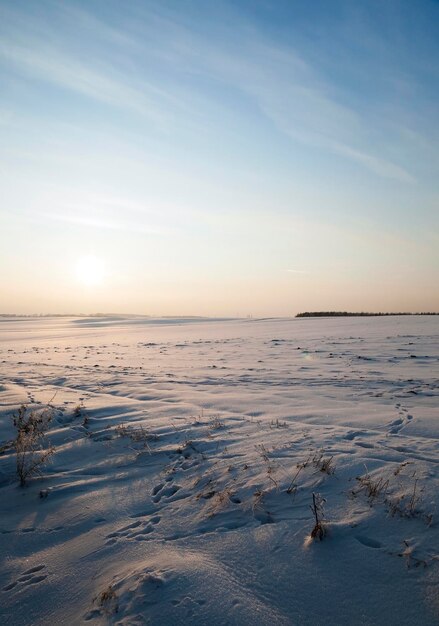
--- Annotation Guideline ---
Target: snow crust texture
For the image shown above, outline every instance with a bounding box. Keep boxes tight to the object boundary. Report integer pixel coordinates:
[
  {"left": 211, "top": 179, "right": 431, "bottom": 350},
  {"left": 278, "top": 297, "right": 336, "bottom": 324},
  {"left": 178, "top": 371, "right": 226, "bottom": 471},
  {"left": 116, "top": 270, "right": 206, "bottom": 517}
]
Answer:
[{"left": 0, "top": 315, "right": 438, "bottom": 625}]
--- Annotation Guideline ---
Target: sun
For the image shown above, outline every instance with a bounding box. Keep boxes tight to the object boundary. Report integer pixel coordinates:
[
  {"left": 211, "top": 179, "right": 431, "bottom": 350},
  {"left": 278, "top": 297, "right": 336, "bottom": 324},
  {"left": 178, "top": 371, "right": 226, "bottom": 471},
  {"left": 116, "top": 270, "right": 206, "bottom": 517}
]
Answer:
[{"left": 75, "top": 255, "right": 105, "bottom": 287}]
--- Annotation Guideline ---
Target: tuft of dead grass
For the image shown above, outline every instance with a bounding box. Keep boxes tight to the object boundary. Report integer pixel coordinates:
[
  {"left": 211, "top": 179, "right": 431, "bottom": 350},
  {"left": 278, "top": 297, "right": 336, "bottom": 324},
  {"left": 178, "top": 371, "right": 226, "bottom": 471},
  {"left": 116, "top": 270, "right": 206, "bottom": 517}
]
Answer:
[
  {"left": 310, "top": 492, "right": 327, "bottom": 541},
  {"left": 12, "top": 404, "right": 55, "bottom": 486},
  {"left": 95, "top": 585, "right": 118, "bottom": 615}
]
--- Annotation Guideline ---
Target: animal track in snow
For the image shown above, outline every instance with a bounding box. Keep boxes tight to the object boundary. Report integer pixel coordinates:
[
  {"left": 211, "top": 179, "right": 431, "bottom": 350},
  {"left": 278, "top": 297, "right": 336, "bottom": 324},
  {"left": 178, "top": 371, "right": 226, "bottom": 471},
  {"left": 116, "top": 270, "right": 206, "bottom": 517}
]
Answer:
[
  {"left": 343, "top": 431, "right": 361, "bottom": 441},
  {"left": 152, "top": 483, "right": 182, "bottom": 503},
  {"left": 105, "top": 516, "right": 161, "bottom": 545},
  {"left": 388, "top": 404, "right": 414, "bottom": 435},
  {"left": 354, "top": 441, "right": 375, "bottom": 449},
  {"left": 355, "top": 535, "right": 382, "bottom": 549},
  {"left": 3, "top": 565, "right": 47, "bottom": 591}
]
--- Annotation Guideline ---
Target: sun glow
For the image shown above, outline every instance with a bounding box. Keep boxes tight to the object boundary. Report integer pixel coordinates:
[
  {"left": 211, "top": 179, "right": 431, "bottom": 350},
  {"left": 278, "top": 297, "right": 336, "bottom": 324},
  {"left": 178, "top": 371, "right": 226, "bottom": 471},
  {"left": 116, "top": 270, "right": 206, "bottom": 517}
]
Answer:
[{"left": 75, "top": 255, "right": 105, "bottom": 287}]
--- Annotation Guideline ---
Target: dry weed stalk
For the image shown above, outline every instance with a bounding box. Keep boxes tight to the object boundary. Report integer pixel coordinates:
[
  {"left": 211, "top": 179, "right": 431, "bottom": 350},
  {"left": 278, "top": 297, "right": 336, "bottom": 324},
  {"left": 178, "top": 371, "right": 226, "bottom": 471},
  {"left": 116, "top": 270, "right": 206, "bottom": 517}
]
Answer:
[
  {"left": 385, "top": 474, "right": 432, "bottom": 523},
  {"left": 310, "top": 492, "right": 327, "bottom": 540},
  {"left": 95, "top": 585, "right": 119, "bottom": 615},
  {"left": 270, "top": 419, "right": 287, "bottom": 429},
  {"left": 209, "top": 415, "right": 225, "bottom": 430},
  {"left": 12, "top": 404, "right": 55, "bottom": 486},
  {"left": 256, "top": 443, "right": 281, "bottom": 491},
  {"left": 208, "top": 487, "right": 236, "bottom": 516},
  {"left": 286, "top": 463, "right": 305, "bottom": 495},
  {"left": 354, "top": 467, "right": 389, "bottom": 503},
  {"left": 312, "top": 450, "right": 336, "bottom": 475},
  {"left": 398, "top": 540, "right": 428, "bottom": 569},
  {"left": 116, "top": 423, "right": 157, "bottom": 452},
  {"left": 73, "top": 401, "right": 87, "bottom": 423},
  {"left": 252, "top": 488, "right": 266, "bottom": 514}
]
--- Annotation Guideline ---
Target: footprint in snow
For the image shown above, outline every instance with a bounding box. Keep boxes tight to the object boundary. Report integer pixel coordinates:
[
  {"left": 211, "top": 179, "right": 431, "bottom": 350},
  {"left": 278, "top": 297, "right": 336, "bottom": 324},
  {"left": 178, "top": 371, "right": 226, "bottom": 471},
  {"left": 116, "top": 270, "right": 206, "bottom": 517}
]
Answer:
[
  {"left": 355, "top": 536, "right": 382, "bottom": 549},
  {"left": 388, "top": 405, "right": 414, "bottom": 435},
  {"left": 343, "top": 431, "right": 361, "bottom": 441},
  {"left": 105, "top": 516, "right": 161, "bottom": 545},
  {"left": 152, "top": 484, "right": 182, "bottom": 503},
  {"left": 3, "top": 565, "right": 47, "bottom": 591},
  {"left": 354, "top": 441, "right": 375, "bottom": 449},
  {"left": 388, "top": 418, "right": 404, "bottom": 434}
]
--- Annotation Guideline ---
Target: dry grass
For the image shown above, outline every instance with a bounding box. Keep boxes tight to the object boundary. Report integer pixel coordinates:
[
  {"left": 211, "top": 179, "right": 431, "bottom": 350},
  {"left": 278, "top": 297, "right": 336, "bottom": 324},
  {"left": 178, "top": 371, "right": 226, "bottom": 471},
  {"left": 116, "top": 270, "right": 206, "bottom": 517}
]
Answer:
[
  {"left": 208, "top": 415, "right": 225, "bottom": 430},
  {"left": 398, "top": 540, "right": 428, "bottom": 569},
  {"left": 74, "top": 402, "right": 90, "bottom": 428},
  {"left": 12, "top": 404, "right": 55, "bottom": 486},
  {"left": 95, "top": 585, "right": 119, "bottom": 615},
  {"left": 270, "top": 419, "right": 288, "bottom": 429},
  {"left": 116, "top": 423, "right": 158, "bottom": 452},
  {"left": 312, "top": 450, "right": 336, "bottom": 475},
  {"left": 354, "top": 468, "right": 389, "bottom": 503},
  {"left": 252, "top": 488, "right": 266, "bottom": 514},
  {"left": 385, "top": 476, "right": 432, "bottom": 524},
  {"left": 310, "top": 492, "right": 327, "bottom": 540}
]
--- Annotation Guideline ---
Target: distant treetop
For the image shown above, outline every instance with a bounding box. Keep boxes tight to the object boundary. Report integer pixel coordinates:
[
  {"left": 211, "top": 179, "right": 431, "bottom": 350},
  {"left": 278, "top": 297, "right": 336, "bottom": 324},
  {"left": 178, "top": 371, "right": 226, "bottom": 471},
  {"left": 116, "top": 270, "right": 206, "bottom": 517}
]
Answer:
[{"left": 296, "top": 312, "right": 438, "bottom": 318}]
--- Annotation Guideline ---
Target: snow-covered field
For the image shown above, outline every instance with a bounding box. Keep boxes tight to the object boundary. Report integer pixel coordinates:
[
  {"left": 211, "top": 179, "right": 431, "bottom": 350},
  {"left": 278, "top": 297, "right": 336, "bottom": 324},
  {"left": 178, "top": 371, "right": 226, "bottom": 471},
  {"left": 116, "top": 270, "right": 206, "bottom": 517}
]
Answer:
[{"left": 0, "top": 315, "right": 438, "bottom": 625}]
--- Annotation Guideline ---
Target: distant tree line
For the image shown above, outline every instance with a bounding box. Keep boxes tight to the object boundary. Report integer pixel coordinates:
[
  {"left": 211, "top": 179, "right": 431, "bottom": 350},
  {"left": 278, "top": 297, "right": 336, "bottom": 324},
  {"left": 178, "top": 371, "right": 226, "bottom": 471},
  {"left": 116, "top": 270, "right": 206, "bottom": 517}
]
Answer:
[
  {"left": 296, "top": 311, "right": 439, "bottom": 318},
  {"left": 0, "top": 313, "right": 125, "bottom": 318}
]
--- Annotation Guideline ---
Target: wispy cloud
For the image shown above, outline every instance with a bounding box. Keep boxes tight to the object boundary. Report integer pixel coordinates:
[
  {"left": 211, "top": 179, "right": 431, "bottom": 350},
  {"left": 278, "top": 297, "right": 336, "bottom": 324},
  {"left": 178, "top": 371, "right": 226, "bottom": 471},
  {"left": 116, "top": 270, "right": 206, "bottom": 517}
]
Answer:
[
  {"left": 42, "top": 211, "right": 164, "bottom": 236},
  {"left": 132, "top": 3, "right": 420, "bottom": 183},
  {"left": 0, "top": 39, "right": 168, "bottom": 124},
  {"left": 0, "top": 0, "right": 433, "bottom": 185},
  {"left": 188, "top": 36, "right": 416, "bottom": 182},
  {"left": 331, "top": 143, "right": 416, "bottom": 184}
]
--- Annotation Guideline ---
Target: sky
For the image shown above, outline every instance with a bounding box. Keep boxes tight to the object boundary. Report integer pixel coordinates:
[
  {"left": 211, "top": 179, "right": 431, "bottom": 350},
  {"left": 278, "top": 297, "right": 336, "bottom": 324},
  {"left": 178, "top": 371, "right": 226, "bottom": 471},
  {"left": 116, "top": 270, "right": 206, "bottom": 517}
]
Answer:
[{"left": 0, "top": 0, "right": 438, "bottom": 316}]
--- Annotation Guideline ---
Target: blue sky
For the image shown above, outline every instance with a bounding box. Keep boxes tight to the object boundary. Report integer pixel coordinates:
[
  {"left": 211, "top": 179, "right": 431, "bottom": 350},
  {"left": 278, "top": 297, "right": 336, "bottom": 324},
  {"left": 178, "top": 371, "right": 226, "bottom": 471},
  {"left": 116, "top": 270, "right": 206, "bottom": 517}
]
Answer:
[{"left": 0, "top": 0, "right": 438, "bottom": 314}]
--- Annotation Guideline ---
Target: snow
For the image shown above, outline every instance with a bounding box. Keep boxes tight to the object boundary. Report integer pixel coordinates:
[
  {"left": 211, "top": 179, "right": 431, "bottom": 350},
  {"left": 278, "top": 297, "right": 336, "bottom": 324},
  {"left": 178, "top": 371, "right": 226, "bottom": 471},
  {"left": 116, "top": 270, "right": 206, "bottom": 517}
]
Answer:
[{"left": 0, "top": 315, "right": 438, "bottom": 625}]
